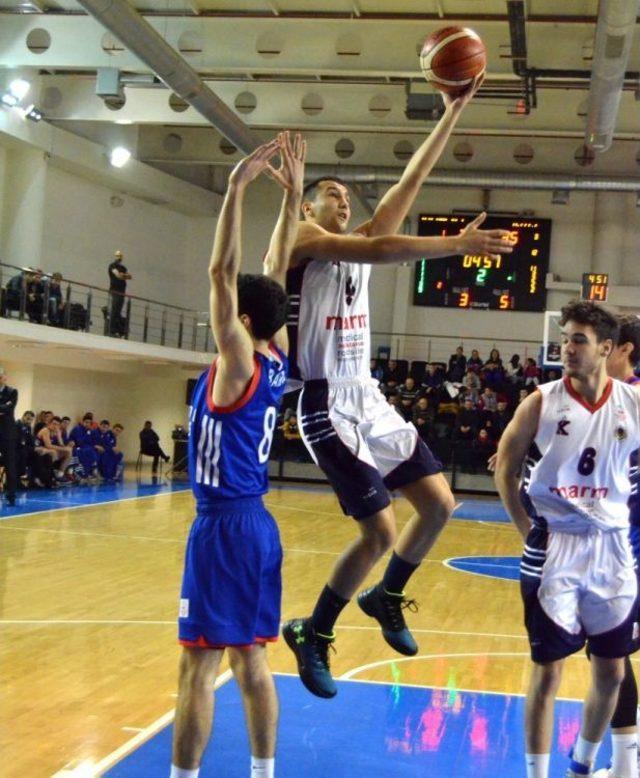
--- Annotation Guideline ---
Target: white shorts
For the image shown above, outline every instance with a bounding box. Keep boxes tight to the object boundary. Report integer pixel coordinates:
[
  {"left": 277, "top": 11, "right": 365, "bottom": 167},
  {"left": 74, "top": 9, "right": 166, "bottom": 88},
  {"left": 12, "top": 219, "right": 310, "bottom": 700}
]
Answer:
[{"left": 298, "top": 377, "right": 441, "bottom": 519}]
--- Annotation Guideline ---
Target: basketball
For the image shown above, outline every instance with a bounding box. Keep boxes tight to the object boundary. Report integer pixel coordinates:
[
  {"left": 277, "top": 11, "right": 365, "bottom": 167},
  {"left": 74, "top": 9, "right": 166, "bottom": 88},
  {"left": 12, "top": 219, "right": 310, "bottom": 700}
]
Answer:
[{"left": 420, "top": 26, "right": 486, "bottom": 95}]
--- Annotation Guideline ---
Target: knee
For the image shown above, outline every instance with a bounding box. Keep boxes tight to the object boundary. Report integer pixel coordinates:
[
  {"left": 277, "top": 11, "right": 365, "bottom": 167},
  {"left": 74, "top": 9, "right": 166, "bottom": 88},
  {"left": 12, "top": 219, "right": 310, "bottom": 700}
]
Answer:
[
  {"left": 593, "top": 658, "right": 626, "bottom": 690},
  {"left": 362, "top": 522, "right": 397, "bottom": 556},
  {"left": 178, "top": 652, "right": 215, "bottom": 693},
  {"left": 417, "top": 492, "right": 455, "bottom": 530}
]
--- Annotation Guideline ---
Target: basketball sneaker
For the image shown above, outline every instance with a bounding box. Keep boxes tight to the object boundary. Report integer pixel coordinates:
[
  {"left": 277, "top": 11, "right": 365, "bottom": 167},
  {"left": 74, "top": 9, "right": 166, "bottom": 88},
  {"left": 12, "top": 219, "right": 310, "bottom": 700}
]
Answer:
[
  {"left": 282, "top": 618, "right": 337, "bottom": 699},
  {"left": 592, "top": 770, "right": 612, "bottom": 777},
  {"left": 567, "top": 754, "right": 593, "bottom": 776},
  {"left": 357, "top": 582, "right": 418, "bottom": 656}
]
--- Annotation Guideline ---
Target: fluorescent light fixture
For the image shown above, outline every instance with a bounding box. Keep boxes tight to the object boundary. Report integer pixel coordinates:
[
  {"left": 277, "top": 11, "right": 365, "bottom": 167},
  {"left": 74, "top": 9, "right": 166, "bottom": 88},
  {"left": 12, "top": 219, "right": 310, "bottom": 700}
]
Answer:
[
  {"left": 26, "top": 105, "right": 42, "bottom": 122},
  {"left": 109, "top": 146, "right": 131, "bottom": 167},
  {"left": 1, "top": 93, "right": 18, "bottom": 107},
  {"left": 9, "top": 78, "right": 30, "bottom": 101}
]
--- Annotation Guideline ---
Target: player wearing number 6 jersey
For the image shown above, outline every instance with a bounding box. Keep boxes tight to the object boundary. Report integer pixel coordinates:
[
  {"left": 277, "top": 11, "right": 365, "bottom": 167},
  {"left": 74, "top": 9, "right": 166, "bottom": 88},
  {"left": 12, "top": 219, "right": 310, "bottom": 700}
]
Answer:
[
  {"left": 495, "top": 302, "right": 640, "bottom": 778},
  {"left": 171, "top": 132, "right": 306, "bottom": 778}
]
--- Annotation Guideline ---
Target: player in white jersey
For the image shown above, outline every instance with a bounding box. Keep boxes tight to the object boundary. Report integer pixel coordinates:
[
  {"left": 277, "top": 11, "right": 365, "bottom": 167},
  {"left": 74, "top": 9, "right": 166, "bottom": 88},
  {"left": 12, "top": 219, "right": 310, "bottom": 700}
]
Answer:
[
  {"left": 281, "top": 79, "right": 517, "bottom": 700},
  {"left": 495, "top": 302, "right": 640, "bottom": 778}
]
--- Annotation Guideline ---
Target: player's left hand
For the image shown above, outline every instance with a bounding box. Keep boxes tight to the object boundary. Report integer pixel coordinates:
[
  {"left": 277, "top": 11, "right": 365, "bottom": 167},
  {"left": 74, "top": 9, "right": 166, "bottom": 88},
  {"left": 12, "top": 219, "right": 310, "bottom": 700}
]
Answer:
[
  {"left": 267, "top": 131, "right": 307, "bottom": 194},
  {"left": 443, "top": 72, "right": 484, "bottom": 111},
  {"left": 486, "top": 452, "right": 498, "bottom": 472},
  {"left": 228, "top": 137, "right": 283, "bottom": 189}
]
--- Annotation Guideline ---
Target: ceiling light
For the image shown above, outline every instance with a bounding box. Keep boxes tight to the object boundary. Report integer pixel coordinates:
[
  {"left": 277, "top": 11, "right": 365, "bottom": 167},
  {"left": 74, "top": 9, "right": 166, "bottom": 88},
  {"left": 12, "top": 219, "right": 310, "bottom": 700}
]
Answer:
[
  {"left": 9, "top": 78, "right": 30, "bottom": 101},
  {"left": 1, "top": 93, "right": 18, "bottom": 107},
  {"left": 109, "top": 146, "right": 131, "bottom": 168}
]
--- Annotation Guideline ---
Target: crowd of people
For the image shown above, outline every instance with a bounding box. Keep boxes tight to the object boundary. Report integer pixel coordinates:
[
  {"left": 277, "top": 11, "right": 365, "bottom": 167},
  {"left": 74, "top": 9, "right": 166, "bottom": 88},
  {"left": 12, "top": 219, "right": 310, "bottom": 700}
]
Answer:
[{"left": 13, "top": 410, "right": 125, "bottom": 493}]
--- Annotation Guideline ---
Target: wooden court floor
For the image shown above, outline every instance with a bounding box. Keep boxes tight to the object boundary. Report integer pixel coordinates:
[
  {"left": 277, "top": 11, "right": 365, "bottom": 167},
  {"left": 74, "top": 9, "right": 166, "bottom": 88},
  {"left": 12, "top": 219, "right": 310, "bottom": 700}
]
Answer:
[{"left": 0, "top": 484, "right": 604, "bottom": 776}]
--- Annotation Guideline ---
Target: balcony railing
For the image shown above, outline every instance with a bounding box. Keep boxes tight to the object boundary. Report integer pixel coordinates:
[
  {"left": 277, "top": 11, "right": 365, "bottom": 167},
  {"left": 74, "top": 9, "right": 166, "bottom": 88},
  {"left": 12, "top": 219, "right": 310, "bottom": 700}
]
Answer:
[{"left": 0, "top": 261, "right": 213, "bottom": 352}]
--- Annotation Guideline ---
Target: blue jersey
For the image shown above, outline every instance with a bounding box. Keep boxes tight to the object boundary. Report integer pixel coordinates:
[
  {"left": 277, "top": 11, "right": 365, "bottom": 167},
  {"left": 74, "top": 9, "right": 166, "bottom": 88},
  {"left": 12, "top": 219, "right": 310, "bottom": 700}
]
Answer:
[{"left": 188, "top": 346, "right": 288, "bottom": 506}]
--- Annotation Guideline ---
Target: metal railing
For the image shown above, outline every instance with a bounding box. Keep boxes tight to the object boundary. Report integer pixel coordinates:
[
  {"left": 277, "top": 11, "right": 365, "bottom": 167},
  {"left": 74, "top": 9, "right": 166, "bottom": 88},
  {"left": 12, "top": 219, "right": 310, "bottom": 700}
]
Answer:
[{"left": 0, "top": 261, "right": 212, "bottom": 353}]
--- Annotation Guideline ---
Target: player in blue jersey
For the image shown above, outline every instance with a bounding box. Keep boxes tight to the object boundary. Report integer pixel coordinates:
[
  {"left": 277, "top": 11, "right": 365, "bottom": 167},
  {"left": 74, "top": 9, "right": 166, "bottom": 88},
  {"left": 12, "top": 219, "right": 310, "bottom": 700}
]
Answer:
[
  {"left": 594, "top": 314, "right": 640, "bottom": 778},
  {"left": 170, "top": 131, "right": 306, "bottom": 778}
]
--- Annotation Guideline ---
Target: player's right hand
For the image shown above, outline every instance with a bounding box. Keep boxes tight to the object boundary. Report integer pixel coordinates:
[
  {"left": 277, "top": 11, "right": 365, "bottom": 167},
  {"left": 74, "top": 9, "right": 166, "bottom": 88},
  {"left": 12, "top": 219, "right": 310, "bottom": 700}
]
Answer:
[
  {"left": 457, "top": 212, "right": 517, "bottom": 261},
  {"left": 267, "top": 131, "right": 307, "bottom": 195}
]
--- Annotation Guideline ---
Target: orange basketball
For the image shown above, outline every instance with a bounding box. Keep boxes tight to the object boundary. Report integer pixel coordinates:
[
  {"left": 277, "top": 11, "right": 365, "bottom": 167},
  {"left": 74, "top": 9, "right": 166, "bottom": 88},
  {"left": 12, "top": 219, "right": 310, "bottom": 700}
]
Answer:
[{"left": 420, "top": 26, "right": 486, "bottom": 96}]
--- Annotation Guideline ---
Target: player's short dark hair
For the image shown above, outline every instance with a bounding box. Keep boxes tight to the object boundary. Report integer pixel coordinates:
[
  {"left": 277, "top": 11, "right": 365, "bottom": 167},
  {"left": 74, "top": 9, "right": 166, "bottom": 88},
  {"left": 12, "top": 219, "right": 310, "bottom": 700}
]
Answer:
[
  {"left": 83, "top": 412, "right": 93, "bottom": 421},
  {"left": 237, "top": 273, "right": 287, "bottom": 342},
  {"left": 559, "top": 300, "right": 619, "bottom": 344},
  {"left": 51, "top": 415, "right": 61, "bottom": 423},
  {"left": 617, "top": 314, "right": 640, "bottom": 367},
  {"left": 100, "top": 419, "right": 110, "bottom": 426},
  {"left": 302, "top": 176, "right": 350, "bottom": 202},
  {"left": 61, "top": 416, "right": 70, "bottom": 422},
  {"left": 113, "top": 423, "right": 123, "bottom": 430}
]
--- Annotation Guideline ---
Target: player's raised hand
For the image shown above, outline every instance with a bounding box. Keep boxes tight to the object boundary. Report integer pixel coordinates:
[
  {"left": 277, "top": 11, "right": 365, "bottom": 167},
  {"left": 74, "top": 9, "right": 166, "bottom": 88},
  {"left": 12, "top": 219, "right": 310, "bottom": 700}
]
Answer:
[
  {"left": 443, "top": 71, "right": 485, "bottom": 112},
  {"left": 228, "top": 137, "right": 282, "bottom": 188},
  {"left": 267, "top": 131, "right": 307, "bottom": 194},
  {"left": 458, "top": 212, "right": 517, "bottom": 261}
]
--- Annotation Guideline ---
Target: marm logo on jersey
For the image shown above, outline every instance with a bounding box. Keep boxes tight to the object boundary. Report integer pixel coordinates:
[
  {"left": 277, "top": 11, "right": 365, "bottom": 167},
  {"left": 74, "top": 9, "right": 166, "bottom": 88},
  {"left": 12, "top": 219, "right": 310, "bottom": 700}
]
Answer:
[
  {"left": 556, "top": 419, "right": 570, "bottom": 436},
  {"left": 549, "top": 484, "right": 609, "bottom": 499},
  {"left": 325, "top": 313, "right": 368, "bottom": 330}
]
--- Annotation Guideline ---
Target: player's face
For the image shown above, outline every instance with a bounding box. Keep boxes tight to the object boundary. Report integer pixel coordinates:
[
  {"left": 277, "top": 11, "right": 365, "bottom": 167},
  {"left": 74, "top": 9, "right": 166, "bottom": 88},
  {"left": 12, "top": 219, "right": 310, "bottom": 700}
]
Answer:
[
  {"left": 561, "top": 322, "right": 611, "bottom": 379},
  {"left": 305, "top": 181, "right": 351, "bottom": 233}
]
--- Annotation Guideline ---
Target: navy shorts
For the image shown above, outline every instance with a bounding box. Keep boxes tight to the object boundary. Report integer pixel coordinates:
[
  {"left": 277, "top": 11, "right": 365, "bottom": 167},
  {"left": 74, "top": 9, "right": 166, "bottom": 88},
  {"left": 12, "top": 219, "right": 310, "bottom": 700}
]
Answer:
[
  {"left": 299, "top": 378, "right": 442, "bottom": 520},
  {"left": 178, "top": 496, "right": 282, "bottom": 648}
]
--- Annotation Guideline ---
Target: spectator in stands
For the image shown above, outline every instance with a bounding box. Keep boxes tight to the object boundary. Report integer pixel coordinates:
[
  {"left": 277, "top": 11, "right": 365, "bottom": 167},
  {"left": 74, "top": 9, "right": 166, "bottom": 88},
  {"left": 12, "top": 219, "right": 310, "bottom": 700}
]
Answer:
[
  {"left": 387, "top": 392, "right": 403, "bottom": 417},
  {"left": 47, "top": 272, "right": 65, "bottom": 326},
  {"left": 108, "top": 250, "right": 132, "bottom": 337},
  {"left": 448, "top": 346, "right": 467, "bottom": 382},
  {"left": 492, "top": 397, "right": 513, "bottom": 441},
  {"left": 398, "top": 376, "right": 421, "bottom": 418},
  {"left": 478, "top": 385, "right": 498, "bottom": 413},
  {"left": 454, "top": 398, "right": 479, "bottom": 442},
  {"left": 472, "top": 428, "right": 496, "bottom": 471},
  {"left": 25, "top": 268, "right": 45, "bottom": 323},
  {"left": 36, "top": 416, "right": 73, "bottom": 481},
  {"left": 59, "top": 416, "right": 73, "bottom": 446},
  {"left": 523, "top": 357, "right": 541, "bottom": 387},
  {"left": 112, "top": 424, "right": 125, "bottom": 480},
  {"left": 542, "top": 367, "right": 560, "bottom": 383},
  {"left": 482, "top": 348, "right": 505, "bottom": 390},
  {"left": 383, "top": 359, "right": 403, "bottom": 393},
  {"left": 412, "top": 396, "right": 433, "bottom": 441},
  {"left": 467, "top": 348, "right": 483, "bottom": 373},
  {"left": 505, "top": 353, "right": 524, "bottom": 386},
  {"left": 70, "top": 414, "right": 99, "bottom": 481},
  {"left": 139, "top": 420, "right": 170, "bottom": 473},
  {"left": 370, "top": 358, "right": 384, "bottom": 385},
  {"left": 5, "top": 270, "right": 27, "bottom": 313},
  {"left": 517, "top": 387, "right": 530, "bottom": 405},
  {"left": 421, "top": 362, "right": 444, "bottom": 405},
  {"left": 15, "top": 410, "right": 35, "bottom": 488}
]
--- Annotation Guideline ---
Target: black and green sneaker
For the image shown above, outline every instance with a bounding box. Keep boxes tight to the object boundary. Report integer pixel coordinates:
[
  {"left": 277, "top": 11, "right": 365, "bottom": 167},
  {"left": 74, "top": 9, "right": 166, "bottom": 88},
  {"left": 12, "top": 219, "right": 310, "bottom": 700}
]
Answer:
[
  {"left": 357, "top": 582, "right": 419, "bottom": 656},
  {"left": 282, "top": 618, "right": 337, "bottom": 699}
]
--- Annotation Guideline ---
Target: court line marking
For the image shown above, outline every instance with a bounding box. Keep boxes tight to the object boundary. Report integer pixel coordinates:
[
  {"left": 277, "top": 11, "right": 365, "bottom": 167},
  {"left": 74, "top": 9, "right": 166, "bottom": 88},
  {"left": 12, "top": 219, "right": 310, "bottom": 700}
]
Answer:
[
  {"left": 88, "top": 669, "right": 234, "bottom": 777},
  {"left": 0, "top": 486, "right": 191, "bottom": 523},
  {"left": 443, "top": 555, "right": 520, "bottom": 581}
]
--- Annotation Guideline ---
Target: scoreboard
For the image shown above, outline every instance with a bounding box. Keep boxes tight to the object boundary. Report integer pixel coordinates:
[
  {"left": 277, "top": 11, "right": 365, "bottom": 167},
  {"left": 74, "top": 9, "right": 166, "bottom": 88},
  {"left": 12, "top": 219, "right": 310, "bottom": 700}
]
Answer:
[{"left": 413, "top": 214, "right": 552, "bottom": 312}]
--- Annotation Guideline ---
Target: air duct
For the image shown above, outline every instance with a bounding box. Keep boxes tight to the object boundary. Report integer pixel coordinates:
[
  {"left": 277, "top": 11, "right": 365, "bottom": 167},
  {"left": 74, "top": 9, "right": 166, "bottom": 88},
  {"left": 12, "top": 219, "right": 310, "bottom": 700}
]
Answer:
[
  {"left": 584, "top": 0, "right": 640, "bottom": 153},
  {"left": 75, "top": 0, "right": 260, "bottom": 153},
  {"left": 304, "top": 165, "right": 640, "bottom": 193}
]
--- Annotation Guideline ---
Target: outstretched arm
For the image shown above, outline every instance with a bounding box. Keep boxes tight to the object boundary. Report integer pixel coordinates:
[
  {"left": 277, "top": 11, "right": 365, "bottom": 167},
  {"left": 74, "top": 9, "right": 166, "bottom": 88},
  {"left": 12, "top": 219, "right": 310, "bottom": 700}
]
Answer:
[
  {"left": 293, "top": 211, "right": 515, "bottom": 266},
  {"left": 360, "top": 78, "right": 483, "bottom": 237},
  {"left": 209, "top": 137, "right": 282, "bottom": 385},
  {"left": 493, "top": 391, "right": 542, "bottom": 540},
  {"left": 263, "top": 132, "right": 307, "bottom": 353}
]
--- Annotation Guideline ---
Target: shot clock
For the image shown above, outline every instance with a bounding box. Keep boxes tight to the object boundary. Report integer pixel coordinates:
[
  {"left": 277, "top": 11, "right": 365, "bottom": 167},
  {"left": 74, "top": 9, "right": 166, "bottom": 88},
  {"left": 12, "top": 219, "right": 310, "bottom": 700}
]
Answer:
[
  {"left": 581, "top": 273, "right": 609, "bottom": 302},
  {"left": 413, "top": 214, "right": 552, "bottom": 312}
]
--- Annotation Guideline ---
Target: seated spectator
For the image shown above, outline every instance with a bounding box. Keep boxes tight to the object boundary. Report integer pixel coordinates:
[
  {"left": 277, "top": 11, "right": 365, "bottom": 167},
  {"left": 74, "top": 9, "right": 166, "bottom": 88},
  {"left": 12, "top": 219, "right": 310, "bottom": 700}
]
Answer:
[
  {"left": 472, "top": 428, "right": 496, "bottom": 471},
  {"left": 543, "top": 367, "right": 561, "bottom": 384},
  {"left": 70, "top": 414, "right": 100, "bottom": 481},
  {"left": 412, "top": 397, "right": 433, "bottom": 441},
  {"left": 398, "top": 377, "right": 421, "bottom": 418},
  {"left": 36, "top": 416, "right": 74, "bottom": 481},
  {"left": 505, "top": 354, "right": 524, "bottom": 385},
  {"left": 33, "top": 410, "right": 53, "bottom": 437},
  {"left": 5, "top": 271, "right": 26, "bottom": 312},
  {"left": 492, "top": 397, "right": 513, "bottom": 441},
  {"left": 462, "top": 369, "right": 481, "bottom": 392},
  {"left": 96, "top": 419, "right": 124, "bottom": 482},
  {"left": 59, "top": 416, "right": 72, "bottom": 446},
  {"left": 482, "top": 349, "right": 505, "bottom": 390},
  {"left": 523, "top": 357, "right": 541, "bottom": 387},
  {"left": 448, "top": 346, "right": 467, "bottom": 382},
  {"left": 112, "top": 424, "right": 125, "bottom": 481},
  {"left": 370, "top": 358, "right": 384, "bottom": 385},
  {"left": 517, "top": 387, "right": 531, "bottom": 405},
  {"left": 46, "top": 272, "right": 65, "bottom": 326},
  {"left": 478, "top": 386, "right": 498, "bottom": 414},
  {"left": 281, "top": 413, "right": 301, "bottom": 440},
  {"left": 383, "top": 359, "right": 403, "bottom": 393},
  {"left": 467, "top": 349, "right": 483, "bottom": 373},
  {"left": 25, "top": 268, "right": 45, "bottom": 323},
  {"left": 421, "top": 362, "right": 444, "bottom": 405},
  {"left": 454, "top": 398, "right": 479, "bottom": 442},
  {"left": 387, "top": 392, "right": 404, "bottom": 417},
  {"left": 139, "top": 420, "right": 170, "bottom": 473}
]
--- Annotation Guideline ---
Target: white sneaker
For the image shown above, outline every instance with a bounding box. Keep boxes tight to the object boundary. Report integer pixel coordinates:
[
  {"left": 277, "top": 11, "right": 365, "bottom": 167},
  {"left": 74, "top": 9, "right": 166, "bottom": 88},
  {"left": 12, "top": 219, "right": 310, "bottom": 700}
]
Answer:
[{"left": 592, "top": 769, "right": 612, "bottom": 778}]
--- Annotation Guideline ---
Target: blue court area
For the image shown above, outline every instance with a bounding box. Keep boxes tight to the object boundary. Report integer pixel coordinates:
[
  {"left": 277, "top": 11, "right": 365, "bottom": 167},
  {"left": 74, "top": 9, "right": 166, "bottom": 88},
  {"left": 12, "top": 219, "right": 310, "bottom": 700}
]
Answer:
[
  {"left": 447, "top": 555, "right": 520, "bottom": 581},
  {"left": 104, "top": 675, "right": 609, "bottom": 777},
  {"left": 452, "top": 499, "right": 510, "bottom": 523},
  {"left": 0, "top": 479, "right": 190, "bottom": 519}
]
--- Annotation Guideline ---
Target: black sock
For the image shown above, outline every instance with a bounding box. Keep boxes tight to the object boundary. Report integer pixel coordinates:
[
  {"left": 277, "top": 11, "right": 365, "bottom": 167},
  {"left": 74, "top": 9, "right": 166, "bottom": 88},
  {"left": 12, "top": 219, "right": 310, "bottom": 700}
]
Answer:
[
  {"left": 382, "top": 552, "right": 420, "bottom": 595},
  {"left": 310, "top": 585, "right": 349, "bottom": 636}
]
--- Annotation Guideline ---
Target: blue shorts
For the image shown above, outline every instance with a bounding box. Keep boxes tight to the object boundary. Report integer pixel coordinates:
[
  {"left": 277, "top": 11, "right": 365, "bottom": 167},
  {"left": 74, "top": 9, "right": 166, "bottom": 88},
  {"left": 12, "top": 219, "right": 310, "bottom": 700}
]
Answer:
[{"left": 178, "top": 496, "right": 282, "bottom": 648}]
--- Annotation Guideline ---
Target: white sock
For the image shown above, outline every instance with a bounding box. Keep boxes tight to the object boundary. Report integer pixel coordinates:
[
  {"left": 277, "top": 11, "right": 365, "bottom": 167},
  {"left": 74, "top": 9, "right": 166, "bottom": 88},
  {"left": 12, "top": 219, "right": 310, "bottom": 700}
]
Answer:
[
  {"left": 170, "top": 766, "right": 199, "bottom": 778},
  {"left": 525, "top": 753, "right": 550, "bottom": 778},
  {"left": 611, "top": 733, "right": 638, "bottom": 777},
  {"left": 251, "top": 756, "right": 275, "bottom": 777},
  {"left": 573, "top": 734, "right": 601, "bottom": 767}
]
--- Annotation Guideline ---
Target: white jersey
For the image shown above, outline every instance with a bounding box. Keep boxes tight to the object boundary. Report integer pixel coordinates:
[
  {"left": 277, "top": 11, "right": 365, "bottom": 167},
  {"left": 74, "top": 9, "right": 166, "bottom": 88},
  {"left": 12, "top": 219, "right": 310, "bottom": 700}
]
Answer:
[
  {"left": 286, "top": 258, "right": 371, "bottom": 381},
  {"left": 522, "top": 377, "right": 640, "bottom": 534}
]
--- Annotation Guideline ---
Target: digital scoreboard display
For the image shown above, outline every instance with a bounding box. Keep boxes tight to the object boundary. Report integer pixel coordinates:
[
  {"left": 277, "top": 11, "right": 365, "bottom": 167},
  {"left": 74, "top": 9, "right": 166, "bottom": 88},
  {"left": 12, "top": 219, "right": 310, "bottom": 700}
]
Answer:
[
  {"left": 413, "top": 214, "right": 552, "bottom": 312},
  {"left": 581, "top": 272, "right": 609, "bottom": 302}
]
